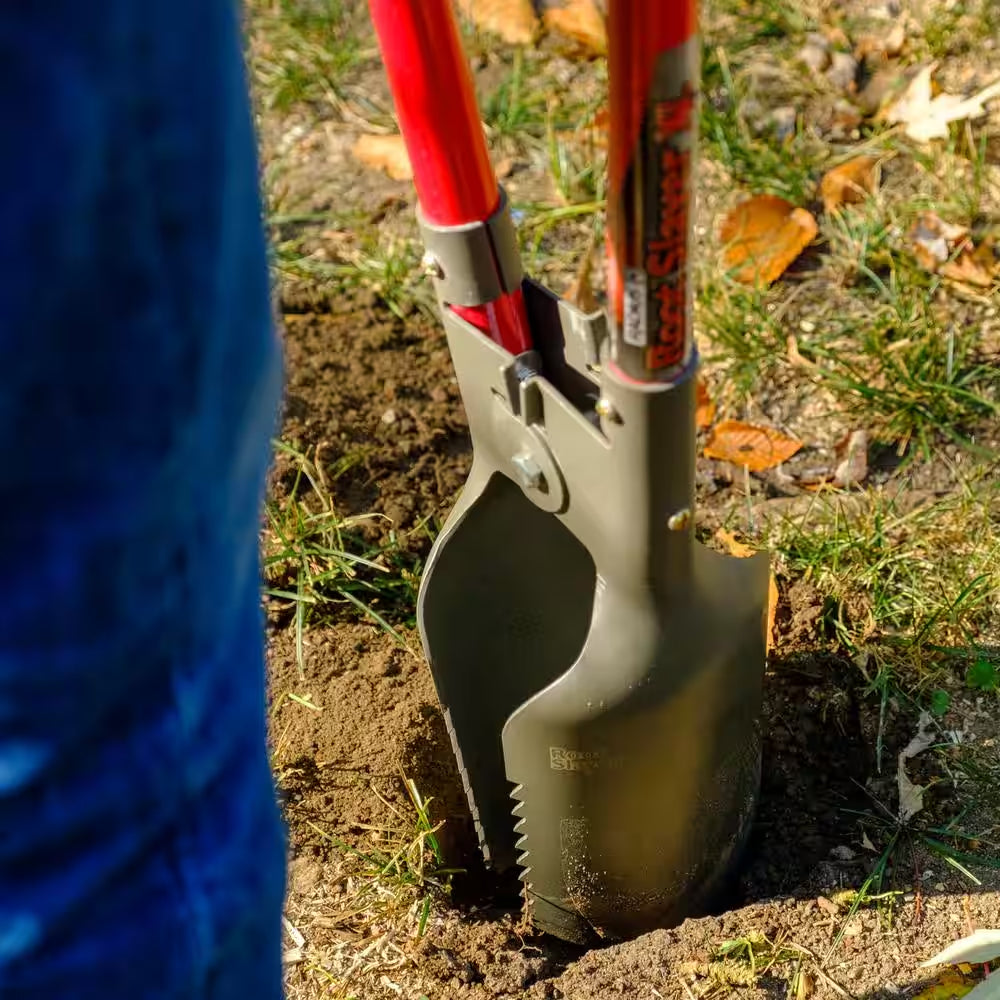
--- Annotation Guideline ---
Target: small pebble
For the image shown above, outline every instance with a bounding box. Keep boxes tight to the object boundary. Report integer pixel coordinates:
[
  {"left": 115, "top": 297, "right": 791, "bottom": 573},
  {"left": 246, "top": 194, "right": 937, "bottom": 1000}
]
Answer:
[
  {"left": 798, "top": 43, "right": 831, "bottom": 74},
  {"left": 771, "top": 105, "right": 797, "bottom": 140},
  {"left": 381, "top": 408, "right": 398, "bottom": 424},
  {"left": 826, "top": 51, "right": 859, "bottom": 92}
]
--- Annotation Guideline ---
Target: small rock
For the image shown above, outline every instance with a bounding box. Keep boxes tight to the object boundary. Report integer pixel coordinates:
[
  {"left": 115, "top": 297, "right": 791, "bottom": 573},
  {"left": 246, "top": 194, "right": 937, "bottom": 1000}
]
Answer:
[
  {"left": 770, "top": 105, "right": 797, "bottom": 140},
  {"left": 826, "top": 51, "right": 859, "bottom": 92},
  {"left": 799, "top": 42, "right": 831, "bottom": 74},
  {"left": 381, "top": 408, "right": 398, "bottom": 425},
  {"left": 883, "top": 23, "right": 906, "bottom": 57},
  {"left": 935, "top": 883, "right": 946, "bottom": 891},
  {"left": 817, "top": 896, "right": 840, "bottom": 915},
  {"left": 830, "top": 845, "right": 857, "bottom": 861}
]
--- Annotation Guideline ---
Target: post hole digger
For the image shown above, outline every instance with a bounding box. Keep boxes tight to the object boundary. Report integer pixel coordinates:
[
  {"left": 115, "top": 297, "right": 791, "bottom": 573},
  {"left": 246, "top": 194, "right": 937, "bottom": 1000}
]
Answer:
[{"left": 368, "top": 0, "right": 770, "bottom": 945}]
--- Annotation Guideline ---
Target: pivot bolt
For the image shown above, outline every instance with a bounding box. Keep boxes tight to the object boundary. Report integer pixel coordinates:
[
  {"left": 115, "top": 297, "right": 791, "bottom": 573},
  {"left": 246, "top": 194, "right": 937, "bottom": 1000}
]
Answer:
[{"left": 511, "top": 452, "right": 545, "bottom": 491}]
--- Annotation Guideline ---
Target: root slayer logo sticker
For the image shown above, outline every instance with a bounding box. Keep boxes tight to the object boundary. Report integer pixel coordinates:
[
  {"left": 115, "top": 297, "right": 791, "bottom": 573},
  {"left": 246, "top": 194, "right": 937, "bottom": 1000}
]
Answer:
[
  {"left": 645, "top": 81, "right": 695, "bottom": 372},
  {"left": 549, "top": 747, "right": 625, "bottom": 773}
]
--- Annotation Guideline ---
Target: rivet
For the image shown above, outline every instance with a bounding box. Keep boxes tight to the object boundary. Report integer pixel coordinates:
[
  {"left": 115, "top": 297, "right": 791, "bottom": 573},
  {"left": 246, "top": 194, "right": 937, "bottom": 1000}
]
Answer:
[
  {"left": 511, "top": 452, "right": 545, "bottom": 491},
  {"left": 594, "top": 397, "right": 621, "bottom": 423},
  {"left": 667, "top": 508, "right": 691, "bottom": 531},
  {"left": 421, "top": 251, "right": 444, "bottom": 280}
]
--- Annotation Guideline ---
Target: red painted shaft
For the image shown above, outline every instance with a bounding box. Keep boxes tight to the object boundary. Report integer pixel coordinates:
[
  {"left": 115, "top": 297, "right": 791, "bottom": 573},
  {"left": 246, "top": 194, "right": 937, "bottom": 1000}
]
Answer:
[
  {"left": 368, "top": 0, "right": 531, "bottom": 353},
  {"left": 606, "top": 0, "right": 698, "bottom": 382}
]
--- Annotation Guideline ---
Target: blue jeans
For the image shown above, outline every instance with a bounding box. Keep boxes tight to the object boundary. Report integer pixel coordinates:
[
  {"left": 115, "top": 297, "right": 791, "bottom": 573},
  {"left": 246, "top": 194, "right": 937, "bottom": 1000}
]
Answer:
[{"left": 0, "top": 3, "right": 286, "bottom": 996}]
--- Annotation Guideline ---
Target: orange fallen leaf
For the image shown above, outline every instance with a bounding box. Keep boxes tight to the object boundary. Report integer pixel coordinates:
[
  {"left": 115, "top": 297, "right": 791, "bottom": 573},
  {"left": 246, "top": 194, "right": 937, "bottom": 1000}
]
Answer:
[
  {"left": 715, "top": 529, "right": 780, "bottom": 655},
  {"left": 820, "top": 156, "right": 880, "bottom": 214},
  {"left": 909, "top": 211, "right": 969, "bottom": 272},
  {"left": 542, "top": 0, "right": 607, "bottom": 56},
  {"left": 715, "top": 527, "right": 756, "bottom": 559},
  {"left": 703, "top": 420, "right": 803, "bottom": 471},
  {"left": 941, "top": 239, "right": 999, "bottom": 289},
  {"left": 908, "top": 213, "right": 998, "bottom": 287},
  {"left": 719, "top": 195, "right": 818, "bottom": 286},
  {"left": 696, "top": 378, "right": 716, "bottom": 430},
  {"left": 351, "top": 134, "right": 412, "bottom": 181},
  {"left": 455, "top": 0, "right": 538, "bottom": 44}
]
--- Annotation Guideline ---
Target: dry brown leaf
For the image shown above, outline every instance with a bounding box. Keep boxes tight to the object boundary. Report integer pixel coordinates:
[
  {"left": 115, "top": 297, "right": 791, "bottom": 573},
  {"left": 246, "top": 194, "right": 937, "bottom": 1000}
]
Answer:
[
  {"left": 909, "top": 211, "right": 968, "bottom": 270},
  {"left": 820, "top": 156, "right": 880, "bottom": 214},
  {"left": 941, "top": 239, "right": 999, "bottom": 288},
  {"left": 885, "top": 62, "right": 1000, "bottom": 142},
  {"left": 351, "top": 134, "right": 412, "bottom": 181},
  {"left": 908, "top": 212, "right": 998, "bottom": 287},
  {"left": 455, "top": 0, "right": 538, "bottom": 44},
  {"left": 719, "top": 195, "right": 818, "bottom": 286},
  {"left": 855, "top": 22, "right": 906, "bottom": 61},
  {"left": 715, "top": 528, "right": 755, "bottom": 559},
  {"left": 714, "top": 529, "right": 780, "bottom": 655},
  {"left": 543, "top": 0, "right": 607, "bottom": 56},
  {"left": 703, "top": 420, "right": 803, "bottom": 471},
  {"left": 696, "top": 379, "right": 716, "bottom": 430},
  {"left": 786, "top": 334, "right": 815, "bottom": 368},
  {"left": 563, "top": 233, "right": 599, "bottom": 313}
]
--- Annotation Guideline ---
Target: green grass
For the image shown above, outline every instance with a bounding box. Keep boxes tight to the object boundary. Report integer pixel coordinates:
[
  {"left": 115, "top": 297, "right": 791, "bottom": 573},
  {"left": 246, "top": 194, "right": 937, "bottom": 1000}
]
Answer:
[
  {"left": 701, "top": 44, "right": 827, "bottom": 203},
  {"left": 768, "top": 484, "right": 1000, "bottom": 663},
  {"left": 263, "top": 441, "right": 425, "bottom": 670},
  {"left": 921, "top": 0, "right": 1000, "bottom": 60},
  {"left": 282, "top": 776, "right": 460, "bottom": 997},
  {"left": 270, "top": 223, "right": 431, "bottom": 317},
  {"left": 306, "top": 777, "right": 460, "bottom": 932},
  {"left": 247, "top": 0, "right": 366, "bottom": 113}
]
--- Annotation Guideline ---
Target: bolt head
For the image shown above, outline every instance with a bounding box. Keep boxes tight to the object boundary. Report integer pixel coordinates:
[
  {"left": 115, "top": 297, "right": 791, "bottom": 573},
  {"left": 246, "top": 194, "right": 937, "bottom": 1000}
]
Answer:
[
  {"left": 667, "top": 508, "right": 692, "bottom": 532},
  {"left": 511, "top": 452, "right": 545, "bottom": 490},
  {"left": 421, "top": 251, "right": 444, "bottom": 280}
]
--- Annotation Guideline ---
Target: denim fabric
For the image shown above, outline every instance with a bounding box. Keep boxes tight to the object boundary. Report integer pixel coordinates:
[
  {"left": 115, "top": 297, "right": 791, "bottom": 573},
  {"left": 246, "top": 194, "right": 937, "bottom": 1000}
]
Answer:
[{"left": 0, "top": 2, "right": 285, "bottom": 997}]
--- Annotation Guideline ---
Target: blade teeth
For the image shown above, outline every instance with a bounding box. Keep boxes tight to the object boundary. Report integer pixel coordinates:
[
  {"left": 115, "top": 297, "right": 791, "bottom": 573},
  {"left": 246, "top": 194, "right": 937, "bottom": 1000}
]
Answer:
[{"left": 508, "top": 781, "right": 534, "bottom": 900}]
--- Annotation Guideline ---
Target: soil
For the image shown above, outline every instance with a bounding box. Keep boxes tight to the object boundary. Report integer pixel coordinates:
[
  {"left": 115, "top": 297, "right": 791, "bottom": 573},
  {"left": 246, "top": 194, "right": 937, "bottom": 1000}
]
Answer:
[{"left": 268, "top": 305, "right": 1000, "bottom": 1000}]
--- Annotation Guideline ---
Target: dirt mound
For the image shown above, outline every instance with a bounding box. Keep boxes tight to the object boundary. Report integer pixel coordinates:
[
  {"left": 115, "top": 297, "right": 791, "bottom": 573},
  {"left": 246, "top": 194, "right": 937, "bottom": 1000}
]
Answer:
[{"left": 270, "top": 623, "right": 475, "bottom": 863}]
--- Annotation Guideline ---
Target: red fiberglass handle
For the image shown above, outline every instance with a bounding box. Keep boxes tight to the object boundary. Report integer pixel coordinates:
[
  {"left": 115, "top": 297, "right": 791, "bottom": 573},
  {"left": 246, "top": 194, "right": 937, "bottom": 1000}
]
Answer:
[
  {"left": 368, "top": 0, "right": 531, "bottom": 354},
  {"left": 606, "top": 0, "right": 699, "bottom": 382}
]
